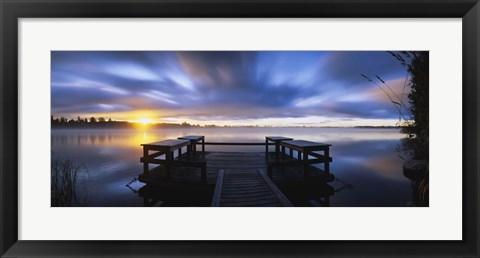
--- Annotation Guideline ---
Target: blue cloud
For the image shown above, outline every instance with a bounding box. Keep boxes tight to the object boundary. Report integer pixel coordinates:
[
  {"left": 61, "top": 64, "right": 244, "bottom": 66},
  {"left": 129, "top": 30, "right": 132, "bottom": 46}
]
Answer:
[{"left": 51, "top": 51, "right": 419, "bottom": 122}]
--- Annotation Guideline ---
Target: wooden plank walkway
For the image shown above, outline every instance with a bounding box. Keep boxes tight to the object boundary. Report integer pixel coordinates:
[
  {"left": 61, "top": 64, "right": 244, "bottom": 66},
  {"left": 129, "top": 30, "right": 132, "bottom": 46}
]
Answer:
[{"left": 211, "top": 168, "right": 293, "bottom": 207}]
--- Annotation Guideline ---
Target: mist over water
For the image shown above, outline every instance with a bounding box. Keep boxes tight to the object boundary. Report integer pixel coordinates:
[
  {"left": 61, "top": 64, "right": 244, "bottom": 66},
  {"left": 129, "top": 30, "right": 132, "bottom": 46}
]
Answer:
[{"left": 51, "top": 127, "right": 412, "bottom": 207}]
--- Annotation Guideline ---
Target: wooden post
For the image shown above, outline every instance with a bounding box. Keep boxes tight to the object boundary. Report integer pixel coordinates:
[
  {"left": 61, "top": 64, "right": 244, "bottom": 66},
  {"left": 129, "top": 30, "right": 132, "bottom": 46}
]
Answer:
[
  {"left": 202, "top": 138, "right": 205, "bottom": 157},
  {"left": 178, "top": 147, "right": 182, "bottom": 158},
  {"left": 303, "top": 150, "right": 309, "bottom": 177},
  {"left": 298, "top": 151, "right": 301, "bottom": 160},
  {"left": 166, "top": 151, "right": 173, "bottom": 179},
  {"left": 143, "top": 147, "right": 149, "bottom": 174},
  {"left": 289, "top": 148, "right": 293, "bottom": 157},
  {"left": 282, "top": 145, "right": 286, "bottom": 160},
  {"left": 324, "top": 147, "right": 330, "bottom": 174},
  {"left": 265, "top": 138, "right": 268, "bottom": 156},
  {"left": 192, "top": 141, "right": 196, "bottom": 158},
  {"left": 275, "top": 142, "right": 280, "bottom": 161}
]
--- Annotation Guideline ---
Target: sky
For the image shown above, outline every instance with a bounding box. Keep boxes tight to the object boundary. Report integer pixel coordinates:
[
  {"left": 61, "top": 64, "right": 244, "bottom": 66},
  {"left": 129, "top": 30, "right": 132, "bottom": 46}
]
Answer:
[{"left": 51, "top": 51, "right": 415, "bottom": 127}]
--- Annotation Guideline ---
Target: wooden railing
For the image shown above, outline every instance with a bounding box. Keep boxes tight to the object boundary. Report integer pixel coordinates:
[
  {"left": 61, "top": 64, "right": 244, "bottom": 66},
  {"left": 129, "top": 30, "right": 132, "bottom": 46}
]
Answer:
[{"left": 197, "top": 142, "right": 273, "bottom": 146}]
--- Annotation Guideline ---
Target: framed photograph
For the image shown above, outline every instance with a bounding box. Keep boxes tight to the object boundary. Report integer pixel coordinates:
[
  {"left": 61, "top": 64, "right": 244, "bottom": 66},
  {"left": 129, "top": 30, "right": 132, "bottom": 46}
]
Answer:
[{"left": 1, "top": 0, "right": 478, "bottom": 257}]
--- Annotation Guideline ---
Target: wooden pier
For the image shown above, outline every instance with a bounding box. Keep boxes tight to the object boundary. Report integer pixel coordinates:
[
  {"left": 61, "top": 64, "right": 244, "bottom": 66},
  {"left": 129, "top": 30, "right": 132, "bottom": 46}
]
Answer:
[
  {"left": 139, "top": 136, "right": 334, "bottom": 207},
  {"left": 211, "top": 169, "right": 293, "bottom": 207}
]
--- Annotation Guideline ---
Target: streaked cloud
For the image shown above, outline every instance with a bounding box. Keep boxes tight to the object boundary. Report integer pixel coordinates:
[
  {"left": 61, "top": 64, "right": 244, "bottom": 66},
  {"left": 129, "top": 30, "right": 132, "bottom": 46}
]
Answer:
[{"left": 51, "top": 51, "right": 416, "bottom": 126}]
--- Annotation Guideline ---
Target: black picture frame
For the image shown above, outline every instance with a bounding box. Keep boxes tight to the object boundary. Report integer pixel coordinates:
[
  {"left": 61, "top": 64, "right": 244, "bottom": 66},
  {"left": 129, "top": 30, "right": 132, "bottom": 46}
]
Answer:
[{"left": 1, "top": 0, "right": 479, "bottom": 257}]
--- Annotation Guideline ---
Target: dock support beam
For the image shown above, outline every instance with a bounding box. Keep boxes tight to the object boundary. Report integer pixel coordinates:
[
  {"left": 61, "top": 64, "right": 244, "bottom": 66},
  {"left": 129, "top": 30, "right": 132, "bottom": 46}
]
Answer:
[
  {"left": 143, "top": 148, "right": 149, "bottom": 174},
  {"left": 303, "top": 151, "right": 309, "bottom": 177},
  {"left": 324, "top": 148, "right": 330, "bottom": 174}
]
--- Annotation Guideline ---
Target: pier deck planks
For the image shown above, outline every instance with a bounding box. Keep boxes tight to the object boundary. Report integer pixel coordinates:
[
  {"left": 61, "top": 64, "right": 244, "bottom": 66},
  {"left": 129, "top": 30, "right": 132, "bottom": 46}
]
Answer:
[{"left": 211, "top": 169, "right": 293, "bottom": 207}]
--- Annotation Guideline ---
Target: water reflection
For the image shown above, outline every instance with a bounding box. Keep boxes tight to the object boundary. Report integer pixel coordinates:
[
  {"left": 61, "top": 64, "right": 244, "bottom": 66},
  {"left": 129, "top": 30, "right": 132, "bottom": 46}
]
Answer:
[
  {"left": 51, "top": 127, "right": 417, "bottom": 207},
  {"left": 138, "top": 183, "right": 214, "bottom": 207},
  {"left": 277, "top": 180, "right": 336, "bottom": 207}
]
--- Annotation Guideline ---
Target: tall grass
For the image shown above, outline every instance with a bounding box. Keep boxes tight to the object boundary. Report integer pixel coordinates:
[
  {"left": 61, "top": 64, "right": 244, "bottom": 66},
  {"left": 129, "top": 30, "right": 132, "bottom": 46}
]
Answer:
[{"left": 51, "top": 158, "right": 88, "bottom": 207}]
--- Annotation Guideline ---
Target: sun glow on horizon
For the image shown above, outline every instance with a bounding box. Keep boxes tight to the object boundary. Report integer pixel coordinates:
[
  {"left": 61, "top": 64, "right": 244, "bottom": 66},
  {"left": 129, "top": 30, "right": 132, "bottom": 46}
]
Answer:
[{"left": 139, "top": 118, "right": 153, "bottom": 125}]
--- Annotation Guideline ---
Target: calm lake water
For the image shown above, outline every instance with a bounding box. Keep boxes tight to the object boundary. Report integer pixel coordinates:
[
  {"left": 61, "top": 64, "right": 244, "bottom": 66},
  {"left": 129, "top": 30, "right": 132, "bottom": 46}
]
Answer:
[{"left": 51, "top": 127, "right": 415, "bottom": 207}]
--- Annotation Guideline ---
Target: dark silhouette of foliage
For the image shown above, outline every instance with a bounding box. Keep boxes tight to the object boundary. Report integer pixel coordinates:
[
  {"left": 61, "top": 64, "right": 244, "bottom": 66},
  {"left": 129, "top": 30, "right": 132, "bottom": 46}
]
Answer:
[
  {"left": 362, "top": 51, "right": 429, "bottom": 160},
  {"left": 51, "top": 158, "right": 88, "bottom": 207},
  {"left": 388, "top": 51, "right": 429, "bottom": 159}
]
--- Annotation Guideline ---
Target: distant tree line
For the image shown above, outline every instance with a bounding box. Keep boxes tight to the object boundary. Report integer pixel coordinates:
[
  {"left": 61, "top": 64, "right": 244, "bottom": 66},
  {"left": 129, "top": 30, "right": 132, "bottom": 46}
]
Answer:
[
  {"left": 51, "top": 116, "right": 205, "bottom": 129},
  {"left": 51, "top": 116, "right": 130, "bottom": 128}
]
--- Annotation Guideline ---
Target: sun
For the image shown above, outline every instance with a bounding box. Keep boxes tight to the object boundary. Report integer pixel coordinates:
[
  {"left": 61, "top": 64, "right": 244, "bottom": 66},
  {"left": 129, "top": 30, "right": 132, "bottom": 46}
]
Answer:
[{"left": 139, "top": 118, "right": 152, "bottom": 125}]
